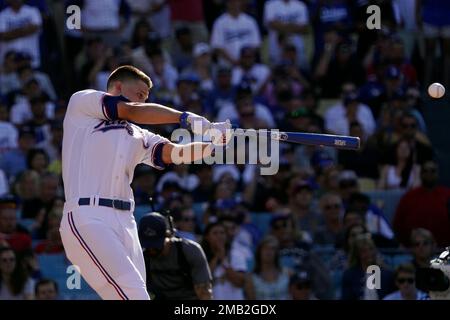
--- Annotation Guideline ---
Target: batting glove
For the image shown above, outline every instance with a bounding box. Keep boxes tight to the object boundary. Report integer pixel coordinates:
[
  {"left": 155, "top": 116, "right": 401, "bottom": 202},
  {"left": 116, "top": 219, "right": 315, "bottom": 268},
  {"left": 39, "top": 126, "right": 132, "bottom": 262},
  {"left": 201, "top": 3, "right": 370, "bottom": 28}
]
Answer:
[
  {"left": 180, "top": 111, "right": 211, "bottom": 135},
  {"left": 207, "top": 120, "right": 232, "bottom": 147}
]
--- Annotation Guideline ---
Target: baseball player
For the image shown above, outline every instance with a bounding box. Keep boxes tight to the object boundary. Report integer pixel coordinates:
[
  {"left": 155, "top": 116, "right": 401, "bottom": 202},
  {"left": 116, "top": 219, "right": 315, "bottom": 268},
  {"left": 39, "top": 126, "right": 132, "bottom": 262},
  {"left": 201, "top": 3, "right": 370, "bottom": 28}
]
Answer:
[{"left": 59, "top": 65, "right": 230, "bottom": 300}]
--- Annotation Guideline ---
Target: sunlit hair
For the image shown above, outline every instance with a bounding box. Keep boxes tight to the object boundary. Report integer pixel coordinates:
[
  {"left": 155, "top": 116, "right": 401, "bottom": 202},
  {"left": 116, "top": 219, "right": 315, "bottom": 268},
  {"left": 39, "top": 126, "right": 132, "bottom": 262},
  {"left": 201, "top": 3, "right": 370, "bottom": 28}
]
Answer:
[{"left": 107, "top": 65, "right": 152, "bottom": 90}]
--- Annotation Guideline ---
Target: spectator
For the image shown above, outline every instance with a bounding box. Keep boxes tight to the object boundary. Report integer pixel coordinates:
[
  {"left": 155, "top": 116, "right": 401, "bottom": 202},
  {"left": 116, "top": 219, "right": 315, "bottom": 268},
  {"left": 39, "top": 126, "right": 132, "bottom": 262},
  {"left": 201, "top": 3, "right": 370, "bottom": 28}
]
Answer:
[
  {"left": 0, "top": 51, "right": 21, "bottom": 96},
  {"left": 217, "top": 82, "right": 275, "bottom": 129},
  {"left": 0, "top": 247, "right": 34, "bottom": 300},
  {"left": 168, "top": 0, "right": 208, "bottom": 43},
  {"left": 210, "top": 0, "right": 261, "bottom": 65},
  {"left": 338, "top": 121, "right": 380, "bottom": 179},
  {"left": 0, "top": 197, "right": 31, "bottom": 253},
  {"left": 269, "top": 214, "right": 333, "bottom": 299},
  {"left": 24, "top": 96, "right": 52, "bottom": 144},
  {"left": 286, "top": 180, "right": 321, "bottom": 240},
  {"left": 314, "top": 193, "right": 344, "bottom": 246},
  {"left": 126, "top": 0, "right": 170, "bottom": 41},
  {"left": 341, "top": 234, "right": 395, "bottom": 300},
  {"left": 205, "top": 66, "right": 235, "bottom": 117},
  {"left": 139, "top": 212, "right": 213, "bottom": 300},
  {"left": 172, "top": 207, "right": 198, "bottom": 242},
  {"left": 10, "top": 78, "right": 55, "bottom": 126},
  {"left": 244, "top": 236, "right": 290, "bottom": 300},
  {"left": 191, "top": 165, "right": 214, "bottom": 203},
  {"left": 324, "top": 91, "right": 376, "bottom": 140},
  {"left": 13, "top": 170, "right": 40, "bottom": 206},
  {"left": 314, "top": 38, "right": 366, "bottom": 98},
  {"left": 346, "top": 192, "right": 396, "bottom": 247},
  {"left": 201, "top": 221, "right": 247, "bottom": 300},
  {"left": 0, "top": 0, "right": 43, "bottom": 68},
  {"left": 79, "top": 0, "right": 130, "bottom": 47},
  {"left": 34, "top": 278, "right": 58, "bottom": 300},
  {"left": 171, "top": 73, "right": 199, "bottom": 109},
  {"left": 34, "top": 223, "right": 64, "bottom": 255},
  {"left": 26, "top": 148, "right": 49, "bottom": 176},
  {"left": 383, "top": 264, "right": 427, "bottom": 300},
  {"left": 131, "top": 165, "right": 156, "bottom": 206},
  {"left": 231, "top": 46, "right": 271, "bottom": 96},
  {"left": 147, "top": 47, "right": 179, "bottom": 99},
  {"left": 409, "top": 228, "right": 437, "bottom": 269},
  {"left": 0, "top": 102, "right": 18, "bottom": 155},
  {"left": 419, "top": 0, "right": 450, "bottom": 87},
  {"left": 130, "top": 18, "right": 153, "bottom": 49},
  {"left": 378, "top": 138, "right": 421, "bottom": 190},
  {"left": 170, "top": 26, "right": 194, "bottom": 72},
  {"left": 183, "top": 42, "right": 214, "bottom": 93},
  {"left": 16, "top": 63, "right": 57, "bottom": 101},
  {"left": 156, "top": 164, "right": 199, "bottom": 193},
  {"left": 288, "top": 270, "right": 317, "bottom": 300},
  {"left": 393, "top": 160, "right": 450, "bottom": 248},
  {"left": 36, "top": 121, "right": 63, "bottom": 165},
  {"left": 263, "top": 0, "right": 309, "bottom": 68}
]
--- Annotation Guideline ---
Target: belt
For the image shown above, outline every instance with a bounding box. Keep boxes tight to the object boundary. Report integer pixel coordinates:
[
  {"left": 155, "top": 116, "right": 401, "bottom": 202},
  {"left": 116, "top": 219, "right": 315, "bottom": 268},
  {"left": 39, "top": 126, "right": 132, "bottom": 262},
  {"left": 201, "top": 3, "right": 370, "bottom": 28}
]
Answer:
[{"left": 78, "top": 197, "right": 132, "bottom": 211}]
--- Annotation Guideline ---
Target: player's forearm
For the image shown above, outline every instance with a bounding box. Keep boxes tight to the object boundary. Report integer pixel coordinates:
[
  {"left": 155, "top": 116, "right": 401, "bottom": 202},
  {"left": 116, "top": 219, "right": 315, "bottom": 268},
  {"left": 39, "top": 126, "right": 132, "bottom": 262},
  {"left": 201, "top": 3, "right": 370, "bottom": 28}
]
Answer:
[
  {"left": 163, "top": 142, "right": 214, "bottom": 165},
  {"left": 118, "top": 101, "right": 183, "bottom": 124}
]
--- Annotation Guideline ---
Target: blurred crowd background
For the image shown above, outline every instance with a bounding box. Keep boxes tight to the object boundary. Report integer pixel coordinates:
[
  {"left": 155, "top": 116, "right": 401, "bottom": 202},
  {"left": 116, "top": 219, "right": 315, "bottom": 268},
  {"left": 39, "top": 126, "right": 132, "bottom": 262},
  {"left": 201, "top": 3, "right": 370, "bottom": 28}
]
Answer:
[{"left": 0, "top": 0, "right": 450, "bottom": 300}]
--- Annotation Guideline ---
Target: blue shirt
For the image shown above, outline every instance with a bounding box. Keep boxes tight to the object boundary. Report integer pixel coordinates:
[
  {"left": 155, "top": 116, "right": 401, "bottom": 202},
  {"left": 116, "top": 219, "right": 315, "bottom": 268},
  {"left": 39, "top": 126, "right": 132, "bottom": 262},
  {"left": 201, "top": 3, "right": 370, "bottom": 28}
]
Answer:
[{"left": 0, "top": 149, "right": 27, "bottom": 180}]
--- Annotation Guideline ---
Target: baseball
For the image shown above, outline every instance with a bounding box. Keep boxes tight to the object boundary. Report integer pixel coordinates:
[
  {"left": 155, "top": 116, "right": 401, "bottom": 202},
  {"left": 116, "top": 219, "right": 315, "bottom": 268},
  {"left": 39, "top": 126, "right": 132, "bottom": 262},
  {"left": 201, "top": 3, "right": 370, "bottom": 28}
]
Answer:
[{"left": 428, "top": 82, "right": 445, "bottom": 99}]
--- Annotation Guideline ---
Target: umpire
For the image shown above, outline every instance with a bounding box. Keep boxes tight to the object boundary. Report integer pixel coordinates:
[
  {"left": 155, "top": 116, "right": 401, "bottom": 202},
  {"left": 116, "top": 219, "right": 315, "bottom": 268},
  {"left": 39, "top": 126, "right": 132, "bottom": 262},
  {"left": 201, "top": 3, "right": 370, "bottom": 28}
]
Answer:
[{"left": 138, "top": 212, "right": 213, "bottom": 300}]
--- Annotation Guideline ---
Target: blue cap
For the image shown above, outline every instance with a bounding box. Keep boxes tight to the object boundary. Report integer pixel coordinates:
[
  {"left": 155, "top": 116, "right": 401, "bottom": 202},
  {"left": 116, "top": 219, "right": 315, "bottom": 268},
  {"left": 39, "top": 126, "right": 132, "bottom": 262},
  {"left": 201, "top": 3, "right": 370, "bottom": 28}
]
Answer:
[
  {"left": 343, "top": 92, "right": 359, "bottom": 106},
  {"left": 138, "top": 212, "right": 167, "bottom": 250},
  {"left": 385, "top": 65, "right": 401, "bottom": 79},
  {"left": 177, "top": 72, "right": 200, "bottom": 84}
]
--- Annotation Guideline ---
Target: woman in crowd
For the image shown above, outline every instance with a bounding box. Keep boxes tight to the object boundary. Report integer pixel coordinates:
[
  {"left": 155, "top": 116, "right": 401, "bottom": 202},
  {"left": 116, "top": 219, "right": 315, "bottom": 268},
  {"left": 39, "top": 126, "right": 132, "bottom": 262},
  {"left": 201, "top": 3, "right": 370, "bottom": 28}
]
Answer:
[
  {"left": 201, "top": 222, "right": 247, "bottom": 300},
  {"left": 0, "top": 247, "right": 34, "bottom": 300},
  {"left": 410, "top": 228, "right": 437, "bottom": 269},
  {"left": 244, "top": 236, "right": 290, "bottom": 300}
]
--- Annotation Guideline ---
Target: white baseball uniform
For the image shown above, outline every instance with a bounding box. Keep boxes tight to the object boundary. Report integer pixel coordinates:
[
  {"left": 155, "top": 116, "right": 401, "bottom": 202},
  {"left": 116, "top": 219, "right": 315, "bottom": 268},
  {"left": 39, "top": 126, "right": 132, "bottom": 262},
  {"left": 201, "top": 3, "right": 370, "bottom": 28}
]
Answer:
[{"left": 59, "top": 89, "right": 170, "bottom": 300}]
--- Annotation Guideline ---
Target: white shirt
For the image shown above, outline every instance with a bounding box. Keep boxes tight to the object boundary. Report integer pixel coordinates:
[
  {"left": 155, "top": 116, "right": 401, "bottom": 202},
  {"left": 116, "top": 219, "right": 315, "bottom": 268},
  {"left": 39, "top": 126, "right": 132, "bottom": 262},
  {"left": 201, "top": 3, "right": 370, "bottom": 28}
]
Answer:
[
  {"left": 82, "top": 0, "right": 121, "bottom": 30},
  {"left": 0, "top": 122, "right": 18, "bottom": 154},
  {"left": 210, "top": 13, "right": 261, "bottom": 61},
  {"left": 62, "top": 90, "right": 170, "bottom": 203},
  {"left": 231, "top": 64, "right": 271, "bottom": 93},
  {"left": 212, "top": 248, "right": 248, "bottom": 300},
  {"left": 264, "top": 0, "right": 309, "bottom": 65},
  {"left": 0, "top": 5, "right": 42, "bottom": 68},
  {"left": 155, "top": 171, "right": 199, "bottom": 192},
  {"left": 324, "top": 102, "right": 376, "bottom": 139},
  {"left": 10, "top": 99, "right": 55, "bottom": 125},
  {"left": 0, "top": 278, "right": 34, "bottom": 300}
]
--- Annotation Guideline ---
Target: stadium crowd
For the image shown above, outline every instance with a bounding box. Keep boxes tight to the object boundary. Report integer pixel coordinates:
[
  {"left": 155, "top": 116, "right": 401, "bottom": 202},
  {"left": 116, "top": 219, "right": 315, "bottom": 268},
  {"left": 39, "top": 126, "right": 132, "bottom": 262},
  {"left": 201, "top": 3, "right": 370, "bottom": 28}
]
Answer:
[{"left": 0, "top": 0, "right": 450, "bottom": 300}]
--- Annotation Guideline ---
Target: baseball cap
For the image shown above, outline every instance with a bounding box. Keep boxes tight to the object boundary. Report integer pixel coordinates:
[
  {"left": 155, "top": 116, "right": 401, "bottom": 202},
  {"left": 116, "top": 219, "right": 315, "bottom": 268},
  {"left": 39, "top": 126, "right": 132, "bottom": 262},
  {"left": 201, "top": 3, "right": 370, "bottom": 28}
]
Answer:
[
  {"left": 289, "top": 270, "right": 312, "bottom": 287},
  {"left": 193, "top": 42, "right": 210, "bottom": 57},
  {"left": 177, "top": 72, "right": 200, "bottom": 84},
  {"left": 385, "top": 65, "right": 401, "bottom": 80},
  {"left": 138, "top": 212, "right": 168, "bottom": 250},
  {"left": 338, "top": 170, "right": 358, "bottom": 182},
  {"left": 310, "top": 150, "right": 334, "bottom": 169}
]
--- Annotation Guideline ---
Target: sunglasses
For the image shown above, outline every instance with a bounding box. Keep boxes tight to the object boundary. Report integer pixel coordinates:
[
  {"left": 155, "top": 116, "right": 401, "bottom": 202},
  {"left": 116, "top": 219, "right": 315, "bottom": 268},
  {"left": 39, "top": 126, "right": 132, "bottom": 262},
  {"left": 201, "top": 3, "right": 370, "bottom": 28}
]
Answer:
[
  {"left": 397, "top": 277, "right": 414, "bottom": 284},
  {"left": 1, "top": 257, "right": 15, "bottom": 263}
]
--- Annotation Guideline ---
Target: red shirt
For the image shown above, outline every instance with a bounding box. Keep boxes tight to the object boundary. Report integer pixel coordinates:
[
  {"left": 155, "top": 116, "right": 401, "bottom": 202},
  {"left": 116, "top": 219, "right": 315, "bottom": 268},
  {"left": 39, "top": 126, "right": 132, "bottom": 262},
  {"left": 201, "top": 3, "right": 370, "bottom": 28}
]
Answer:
[
  {"left": 393, "top": 186, "right": 450, "bottom": 247},
  {"left": 0, "top": 232, "right": 32, "bottom": 253},
  {"left": 168, "top": 0, "right": 204, "bottom": 22},
  {"left": 34, "top": 241, "right": 64, "bottom": 254}
]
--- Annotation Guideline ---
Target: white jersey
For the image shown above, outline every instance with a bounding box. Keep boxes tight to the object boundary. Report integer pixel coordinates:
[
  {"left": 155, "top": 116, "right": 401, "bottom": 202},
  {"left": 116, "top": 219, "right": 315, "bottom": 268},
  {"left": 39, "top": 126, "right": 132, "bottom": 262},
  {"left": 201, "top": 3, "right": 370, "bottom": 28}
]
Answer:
[
  {"left": 0, "top": 5, "right": 42, "bottom": 68},
  {"left": 62, "top": 89, "right": 170, "bottom": 203},
  {"left": 210, "top": 12, "right": 261, "bottom": 61},
  {"left": 264, "top": 0, "right": 309, "bottom": 66}
]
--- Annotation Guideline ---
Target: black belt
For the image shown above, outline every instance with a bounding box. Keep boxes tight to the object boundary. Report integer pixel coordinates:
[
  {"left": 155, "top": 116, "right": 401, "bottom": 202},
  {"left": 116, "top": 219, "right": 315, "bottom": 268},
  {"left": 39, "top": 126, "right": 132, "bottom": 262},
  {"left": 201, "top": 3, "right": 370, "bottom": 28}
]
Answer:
[{"left": 78, "top": 198, "right": 131, "bottom": 211}]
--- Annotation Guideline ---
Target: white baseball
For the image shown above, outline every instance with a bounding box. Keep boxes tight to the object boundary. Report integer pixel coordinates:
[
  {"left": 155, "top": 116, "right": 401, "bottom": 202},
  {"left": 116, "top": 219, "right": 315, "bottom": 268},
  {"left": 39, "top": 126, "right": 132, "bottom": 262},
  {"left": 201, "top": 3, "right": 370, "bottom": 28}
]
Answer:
[{"left": 428, "top": 83, "right": 445, "bottom": 99}]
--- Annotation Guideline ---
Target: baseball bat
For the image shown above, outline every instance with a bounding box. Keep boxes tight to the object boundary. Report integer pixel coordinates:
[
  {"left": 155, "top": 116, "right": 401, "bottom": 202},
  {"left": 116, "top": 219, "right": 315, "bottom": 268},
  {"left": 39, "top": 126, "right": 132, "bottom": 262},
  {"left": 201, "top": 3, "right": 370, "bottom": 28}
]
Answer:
[{"left": 233, "top": 130, "right": 360, "bottom": 150}]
